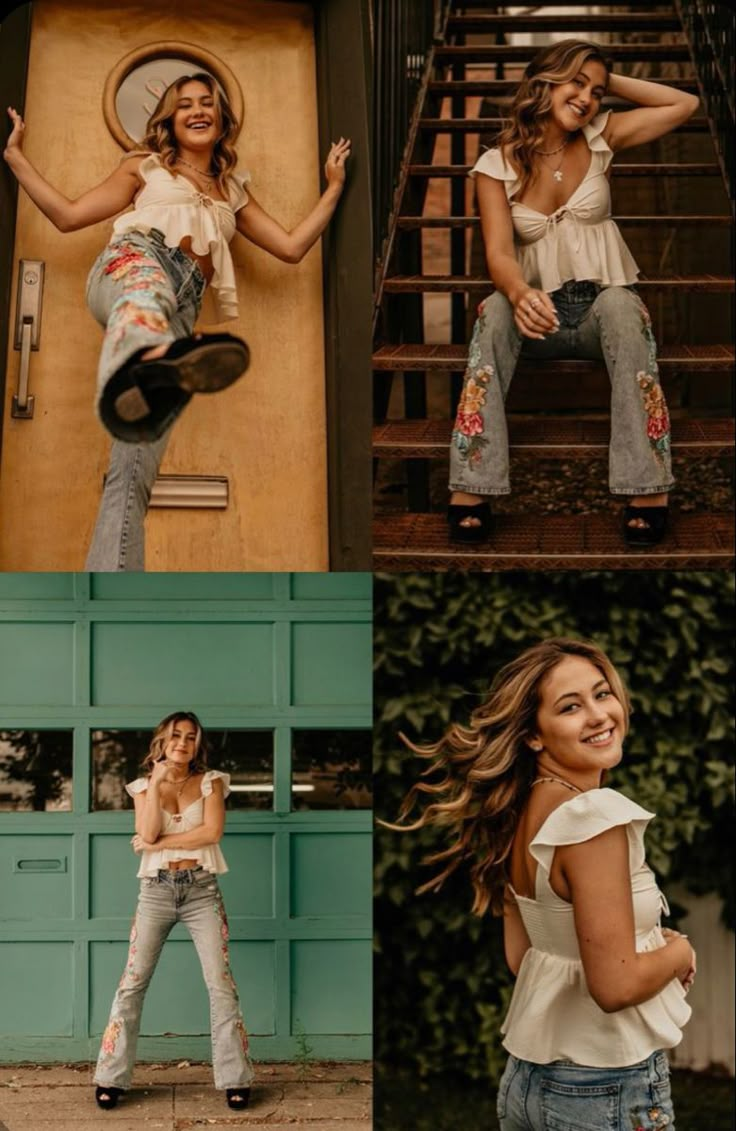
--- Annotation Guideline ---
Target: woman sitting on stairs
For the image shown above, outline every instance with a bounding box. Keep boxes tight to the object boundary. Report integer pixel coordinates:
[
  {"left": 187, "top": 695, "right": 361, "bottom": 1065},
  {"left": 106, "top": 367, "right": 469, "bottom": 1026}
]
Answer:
[{"left": 447, "top": 38, "right": 699, "bottom": 546}]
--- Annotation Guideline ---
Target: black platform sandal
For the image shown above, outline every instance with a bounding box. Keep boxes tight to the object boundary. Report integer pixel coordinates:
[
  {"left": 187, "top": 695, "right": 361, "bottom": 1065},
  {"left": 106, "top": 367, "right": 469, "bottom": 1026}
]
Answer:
[
  {"left": 95, "top": 1085, "right": 123, "bottom": 1109},
  {"left": 447, "top": 501, "right": 492, "bottom": 543},
  {"left": 100, "top": 332, "right": 250, "bottom": 442},
  {"left": 623, "top": 504, "right": 669, "bottom": 547},
  {"left": 226, "top": 1087, "right": 251, "bottom": 1110}
]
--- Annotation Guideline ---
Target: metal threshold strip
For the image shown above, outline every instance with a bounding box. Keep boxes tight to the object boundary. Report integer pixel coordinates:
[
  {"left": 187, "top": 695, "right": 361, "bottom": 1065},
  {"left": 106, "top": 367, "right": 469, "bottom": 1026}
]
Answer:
[{"left": 148, "top": 476, "right": 229, "bottom": 509}]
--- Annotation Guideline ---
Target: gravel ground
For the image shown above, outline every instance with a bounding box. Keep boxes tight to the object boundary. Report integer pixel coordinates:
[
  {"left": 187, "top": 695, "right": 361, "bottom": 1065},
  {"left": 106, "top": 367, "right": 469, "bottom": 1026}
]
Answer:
[{"left": 374, "top": 454, "right": 734, "bottom": 515}]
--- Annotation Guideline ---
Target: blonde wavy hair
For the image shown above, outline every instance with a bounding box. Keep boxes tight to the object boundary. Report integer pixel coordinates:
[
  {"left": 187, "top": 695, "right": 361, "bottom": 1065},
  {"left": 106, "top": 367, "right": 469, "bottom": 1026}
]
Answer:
[
  {"left": 141, "top": 711, "right": 210, "bottom": 776},
  {"left": 388, "top": 637, "right": 630, "bottom": 918},
  {"left": 496, "top": 39, "right": 612, "bottom": 200},
  {"left": 136, "top": 72, "right": 239, "bottom": 195}
]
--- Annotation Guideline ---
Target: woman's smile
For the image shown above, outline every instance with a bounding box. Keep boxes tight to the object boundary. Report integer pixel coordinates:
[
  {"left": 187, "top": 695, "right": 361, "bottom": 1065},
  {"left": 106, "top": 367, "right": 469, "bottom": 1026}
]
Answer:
[{"left": 531, "top": 655, "right": 626, "bottom": 786}]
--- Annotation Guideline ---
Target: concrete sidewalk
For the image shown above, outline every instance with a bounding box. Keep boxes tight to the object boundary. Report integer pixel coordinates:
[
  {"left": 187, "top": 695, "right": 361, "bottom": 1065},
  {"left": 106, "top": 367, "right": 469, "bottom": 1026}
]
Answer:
[{"left": 0, "top": 1061, "right": 372, "bottom": 1131}]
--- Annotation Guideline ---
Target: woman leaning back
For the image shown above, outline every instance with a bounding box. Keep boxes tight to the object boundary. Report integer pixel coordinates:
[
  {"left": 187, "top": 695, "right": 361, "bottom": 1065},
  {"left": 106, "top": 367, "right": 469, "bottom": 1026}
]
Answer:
[
  {"left": 388, "top": 637, "right": 695, "bottom": 1130},
  {"left": 4, "top": 73, "right": 349, "bottom": 570},
  {"left": 448, "top": 39, "right": 699, "bottom": 546},
  {"left": 94, "top": 711, "right": 252, "bottom": 1113}
]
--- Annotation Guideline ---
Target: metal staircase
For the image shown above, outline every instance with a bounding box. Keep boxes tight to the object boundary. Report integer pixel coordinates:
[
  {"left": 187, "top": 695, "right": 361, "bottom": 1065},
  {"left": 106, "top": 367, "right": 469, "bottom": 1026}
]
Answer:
[{"left": 372, "top": 1, "right": 734, "bottom": 569}]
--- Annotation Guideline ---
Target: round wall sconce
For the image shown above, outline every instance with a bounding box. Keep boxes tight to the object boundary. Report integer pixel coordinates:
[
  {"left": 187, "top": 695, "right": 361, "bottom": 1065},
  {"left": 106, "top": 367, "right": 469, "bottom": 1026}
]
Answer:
[{"left": 102, "top": 41, "right": 244, "bottom": 149}]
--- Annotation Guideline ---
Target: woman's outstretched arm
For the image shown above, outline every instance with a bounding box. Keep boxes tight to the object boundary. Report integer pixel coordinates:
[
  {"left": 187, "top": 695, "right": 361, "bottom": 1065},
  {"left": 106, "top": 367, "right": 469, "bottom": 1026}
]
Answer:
[
  {"left": 4, "top": 107, "right": 141, "bottom": 232},
  {"left": 602, "top": 74, "right": 699, "bottom": 152},
  {"left": 234, "top": 138, "right": 350, "bottom": 263},
  {"left": 560, "top": 824, "right": 696, "bottom": 1012}
]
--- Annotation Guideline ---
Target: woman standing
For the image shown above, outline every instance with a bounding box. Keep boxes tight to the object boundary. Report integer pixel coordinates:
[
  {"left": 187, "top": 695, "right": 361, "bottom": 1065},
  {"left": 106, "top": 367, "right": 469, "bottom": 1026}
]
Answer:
[
  {"left": 448, "top": 40, "right": 699, "bottom": 546},
  {"left": 4, "top": 72, "right": 350, "bottom": 569},
  {"left": 94, "top": 711, "right": 253, "bottom": 1112},
  {"left": 390, "top": 637, "right": 694, "bottom": 1130}
]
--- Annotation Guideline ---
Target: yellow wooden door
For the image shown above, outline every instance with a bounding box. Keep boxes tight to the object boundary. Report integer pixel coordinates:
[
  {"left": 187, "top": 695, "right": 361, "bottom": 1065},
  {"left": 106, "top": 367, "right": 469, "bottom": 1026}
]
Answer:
[{"left": 0, "top": 0, "right": 328, "bottom": 570}]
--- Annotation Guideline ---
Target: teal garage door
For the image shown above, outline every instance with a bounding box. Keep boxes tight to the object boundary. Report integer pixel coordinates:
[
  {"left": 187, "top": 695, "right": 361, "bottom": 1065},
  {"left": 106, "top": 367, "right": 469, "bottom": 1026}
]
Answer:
[{"left": 0, "top": 573, "right": 372, "bottom": 1062}]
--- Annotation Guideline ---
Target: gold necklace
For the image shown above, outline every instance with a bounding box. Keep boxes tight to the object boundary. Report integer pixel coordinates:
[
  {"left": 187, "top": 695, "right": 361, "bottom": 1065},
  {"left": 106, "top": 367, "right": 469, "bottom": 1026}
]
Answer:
[
  {"left": 164, "top": 767, "right": 194, "bottom": 799},
  {"left": 537, "top": 135, "right": 571, "bottom": 182},
  {"left": 530, "top": 775, "right": 582, "bottom": 793},
  {"left": 175, "top": 157, "right": 215, "bottom": 188}
]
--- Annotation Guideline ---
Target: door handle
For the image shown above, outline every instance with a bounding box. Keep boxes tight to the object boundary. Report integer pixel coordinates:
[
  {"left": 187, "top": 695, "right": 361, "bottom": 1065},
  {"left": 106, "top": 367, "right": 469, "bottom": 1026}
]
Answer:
[{"left": 12, "top": 258, "right": 45, "bottom": 419}]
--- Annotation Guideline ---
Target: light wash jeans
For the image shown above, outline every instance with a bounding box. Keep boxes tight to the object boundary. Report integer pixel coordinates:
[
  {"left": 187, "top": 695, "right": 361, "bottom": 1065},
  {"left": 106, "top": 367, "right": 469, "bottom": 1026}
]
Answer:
[
  {"left": 449, "top": 282, "right": 674, "bottom": 497},
  {"left": 84, "top": 229, "right": 206, "bottom": 571},
  {"left": 497, "top": 1049, "right": 675, "bottom": 1130},
  {"left": 94, "top": 867, "right": 254, "bottom": 1093}
]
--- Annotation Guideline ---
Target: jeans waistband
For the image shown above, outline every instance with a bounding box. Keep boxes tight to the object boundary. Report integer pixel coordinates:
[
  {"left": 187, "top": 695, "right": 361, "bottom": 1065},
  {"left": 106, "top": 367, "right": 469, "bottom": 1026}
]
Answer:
[
  {"left": 551, "top": 280, "right": 601, "bottom": 304},
  {"left": 152, "top": 866, "right": 204, "bottom": 882},
  {"left": 118, "top": 228, "right": 206, "bottom": 291}
]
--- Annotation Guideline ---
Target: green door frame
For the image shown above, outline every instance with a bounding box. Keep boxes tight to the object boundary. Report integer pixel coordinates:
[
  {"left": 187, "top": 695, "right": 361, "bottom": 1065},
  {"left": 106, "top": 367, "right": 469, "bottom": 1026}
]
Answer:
[
  {"left": 0, "top": 572, "right": 372, "bottom": 1062},
  {"left": 0, "top": 1, "right": 371, "bottom": 570}
]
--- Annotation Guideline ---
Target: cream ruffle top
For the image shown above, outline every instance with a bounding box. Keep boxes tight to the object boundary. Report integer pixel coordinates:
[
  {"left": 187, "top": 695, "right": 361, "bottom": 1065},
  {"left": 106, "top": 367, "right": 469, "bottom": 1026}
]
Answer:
[
  {"left": 470, "top": 111, "right": 640, "bottom": 292},
  {"left": 126, "top": 768, "right": 232, "bottom": 878},
  {"left": 111, "top": 154, "right": 251, "bottom": 321},
  {"left": 502, "top": 788, "right": 691, "bottom": 1067}
]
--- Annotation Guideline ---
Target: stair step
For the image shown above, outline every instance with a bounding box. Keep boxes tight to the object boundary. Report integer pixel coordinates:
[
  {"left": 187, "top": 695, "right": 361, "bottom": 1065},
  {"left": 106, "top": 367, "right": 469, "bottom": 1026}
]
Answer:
[
  {"left": 372, "top": 343, "right": 734, "bottom": 372},
  {"left": 373, "top": 513, "right": 735, "bottom": 570},
  {"left": 429, "top": 79, "right": 698, "bottom": 96},
  {"left": 383, "top": 275, "right": 734, "bottom": 295},
  {"left": 434, "top": 43, "right": 690, "bottom": 63},
  {"left": 373, "top": 418, "right": 735, "bottom": 459},
  {"left": 418, "top": 117, "right": 710, "bottom": 133},
  {"left": 446, "top": 13, "right": 682, "bottom": 33},
  {"left": 398, "top": 215, "right": 731, "bottom": 229},
  {"left": 408, "top": 163, "right": 720, "bottom": 177}
]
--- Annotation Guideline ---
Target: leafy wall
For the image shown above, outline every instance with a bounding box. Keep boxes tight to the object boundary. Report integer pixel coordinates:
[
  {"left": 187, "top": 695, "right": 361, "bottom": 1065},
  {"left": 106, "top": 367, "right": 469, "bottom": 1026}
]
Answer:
[{"left": 374, "top": 571, "right": 735, "bottom": 1082}]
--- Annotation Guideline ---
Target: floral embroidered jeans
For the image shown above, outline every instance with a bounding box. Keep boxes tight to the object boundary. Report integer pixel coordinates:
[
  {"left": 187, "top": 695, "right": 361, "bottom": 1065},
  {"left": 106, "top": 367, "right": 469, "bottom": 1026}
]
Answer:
[
  {"left": 497, "top": 1049, "right": 675, "bottom": 1130},
  {"left": 94, "top": 867, "right": 254, "bottom": 1093},
  {"left": 449, "top": 281, "right": 674, "bottom": 497},
  {"left": 84, "top": 229, "right": 206, "bottom": 571}
]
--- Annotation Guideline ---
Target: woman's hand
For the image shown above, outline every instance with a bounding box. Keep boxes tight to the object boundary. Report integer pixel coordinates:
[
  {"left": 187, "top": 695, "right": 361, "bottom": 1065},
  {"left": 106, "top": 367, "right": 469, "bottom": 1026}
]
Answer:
[
  {"left": 324, "top": 137, "right": 351, "bottom": 189},
  {"left": 4, "top": 107, "right": 25, "bottom": 161},
  {"left": 662, "top": 928, "right": 697, "bottom": 991},
  {"left": 512, "top": 287, "right": 559, "bottom": 340},
  {"left": 148, "top": 757, "right": 170, "bottom": 787},
  {"left": 131, "top": 834, "right": 158, "bottom": 854}
]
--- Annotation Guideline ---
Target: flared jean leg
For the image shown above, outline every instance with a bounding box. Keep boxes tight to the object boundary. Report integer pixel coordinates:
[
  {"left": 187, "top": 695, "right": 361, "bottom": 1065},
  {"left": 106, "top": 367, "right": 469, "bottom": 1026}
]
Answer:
[
  {"left": 93, "top": 894, "right": 174, "bottom": 1091},
  {"left": 85, "top": 271, "right": 198, "bottom": 571},
  {"left": 449, "top": 291, "right": 523, "bottom": 495},
  {"left": 579, "top": 286, "right": 675, "bottom": 495},
  {"left": 84, "top": 430, "right": 170, "bottom": 571},
  {"left": 182, "top": 881, "right": 254, "bottom": 1090},
  {"left": 86, "top": 237, "right": 180, "bottom": 418}
]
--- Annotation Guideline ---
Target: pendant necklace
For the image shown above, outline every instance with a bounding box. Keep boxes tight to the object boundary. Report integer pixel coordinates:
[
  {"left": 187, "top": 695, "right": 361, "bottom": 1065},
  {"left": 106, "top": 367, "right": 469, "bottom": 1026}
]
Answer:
[
  {"left": 176, "top": 157, "right": 215, "bottom": 190},
  {"left": 530, "top": 775, "right": 582, "bottom": 793},
  {"left": 164, "top": 766, "right": 194, "bottom": 820},
  {"left": 537, "top": 135, "right": 570, "bottom": 182}
]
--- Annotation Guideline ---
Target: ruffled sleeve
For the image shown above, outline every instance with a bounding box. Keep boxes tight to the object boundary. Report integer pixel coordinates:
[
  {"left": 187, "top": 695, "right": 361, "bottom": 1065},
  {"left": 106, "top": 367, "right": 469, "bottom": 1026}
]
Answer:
[
  {"left": 201, "top": 769, "right": 232, "bottom": 800},
  {"left": 582, "top": 109, "right": 614, "bottom": 172},
  {"left": 530, "top": 788, "right": 655, "bottom": 877},
  {"left": 469, "top": 146, "right": 519, "bottom": 195},
  {"left": 229, "top": 169, "right": 251, "bottom": 212},
  {"left": 135, "top": 153, "right": 163, "bottom": 181},
  {"left": 124, "top": 777, "right": 149, "bottom": 798}
]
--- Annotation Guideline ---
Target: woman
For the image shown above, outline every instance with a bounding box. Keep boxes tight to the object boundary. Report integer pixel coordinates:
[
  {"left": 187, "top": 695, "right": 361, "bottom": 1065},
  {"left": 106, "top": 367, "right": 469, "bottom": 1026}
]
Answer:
[
  {"left": 448, "top": 40, "right": 699, "bottom": 546},
  {"left": 93, "top": 711, "right": 253, "bottom": 1112},
  {"left": 390, "top": 638, "right": 695, "bottom": 1130},
  {"left": 4, "top": 72, "right": 350, "bottom": 569}
]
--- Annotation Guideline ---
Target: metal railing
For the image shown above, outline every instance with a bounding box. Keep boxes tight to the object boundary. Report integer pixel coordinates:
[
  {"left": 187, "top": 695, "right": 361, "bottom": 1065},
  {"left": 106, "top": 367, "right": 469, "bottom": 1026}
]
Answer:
[
  {"left": 371, "top": 0, "right": 449, "bottom": 276},
  {"left": 676, "top": 0, "right": 735, "bottom": 205}
]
